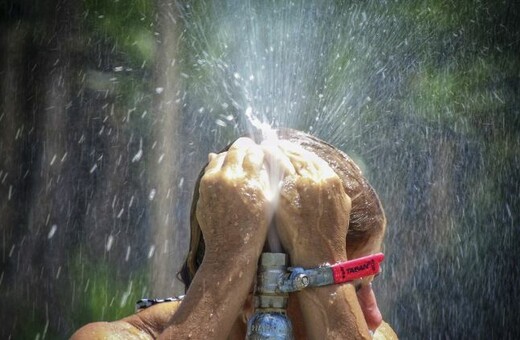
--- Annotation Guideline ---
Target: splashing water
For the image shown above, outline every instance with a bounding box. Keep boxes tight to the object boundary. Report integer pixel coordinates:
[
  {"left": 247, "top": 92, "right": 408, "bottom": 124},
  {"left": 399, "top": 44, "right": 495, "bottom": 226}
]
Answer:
[
  {"left": 243, "top": 106, "right": 281, "bottom": 198},
  {"left": 244, "top": 106, "right": 282, "bottom": 252},
  {"left": 244, "top": 106, "right": 276, "bottom": 142},
  {"left": 176, "top": 2, "right": 520, "bottom": 338},
  {"left": 179, "top": 1, "right": 360, "bottom": 139}
]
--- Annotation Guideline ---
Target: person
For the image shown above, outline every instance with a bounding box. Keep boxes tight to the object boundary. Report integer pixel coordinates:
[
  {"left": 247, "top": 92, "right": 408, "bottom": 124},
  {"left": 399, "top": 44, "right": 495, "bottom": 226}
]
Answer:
[{"left": 72, "top": 129, "right": 397, "bottom": 339}]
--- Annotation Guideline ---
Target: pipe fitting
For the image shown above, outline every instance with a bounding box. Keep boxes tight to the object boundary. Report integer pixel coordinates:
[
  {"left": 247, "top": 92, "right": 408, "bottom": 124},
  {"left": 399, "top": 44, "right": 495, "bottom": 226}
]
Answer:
[{"left": 246, "top": 253, "right": 294, "bottom": 340}]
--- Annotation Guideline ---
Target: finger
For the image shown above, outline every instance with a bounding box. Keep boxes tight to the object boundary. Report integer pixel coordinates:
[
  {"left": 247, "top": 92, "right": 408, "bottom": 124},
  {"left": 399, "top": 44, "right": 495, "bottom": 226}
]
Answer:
[
  {"left": 205, "top": 152, "right": 226, "bottom": 174},
  {"left": 243, "top": 143, "right": 265, "bottom": 173},
  {"left": 228, "top": 137, "right": 256, "bottom": 150},
  {"left": 280, "top": 149, "right": 318, "bottom": 179},
  {"left": 221, "top": 147, "right": 247, "bottom": 173},
  {"left": 276, "top": 140, "right": 302, "bottom": 159},
  {"left": 244, "top": 145, "right": 274, "bottom": 200},
  {"left": 261, "top": 141, "right": 296, "bottom": 177},
  {"left": 296, "top": 161, "right": 317, "bottom": 180},
  {"left": 221, "top": 138, "right": 256, "bottom": 172},
  {"left": 357, "top": 283, "right": 383, "bottom": 331},
  {"left": 276, "top": 141, "right": 307, "bottom": 174},
  {"left": 310, "top": 154, "right": 337, "bottom": 180},
  {"left": 208, "top": 152, "right": 218, "bottom": 163},
  {"left": 278, "top": 140, "right": 334, "bottom": 180}
]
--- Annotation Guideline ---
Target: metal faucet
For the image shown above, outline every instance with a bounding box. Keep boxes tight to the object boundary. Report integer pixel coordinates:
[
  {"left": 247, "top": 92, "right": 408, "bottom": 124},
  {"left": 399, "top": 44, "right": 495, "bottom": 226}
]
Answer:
[
  {"left": 246, "top": 253, "right": 294, "bottom": 339},
  {"left": 245, "top": 251, "right": 385, "bottom": 339}
]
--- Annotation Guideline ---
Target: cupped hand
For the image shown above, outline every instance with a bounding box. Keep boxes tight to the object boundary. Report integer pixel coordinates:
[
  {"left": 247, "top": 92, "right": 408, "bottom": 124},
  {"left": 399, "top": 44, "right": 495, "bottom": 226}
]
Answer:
[
  {"left": 196, "top": 137, "right": 272, "bottom": 259},
  {"left": 273, "top": 140, "right": 352, "bottom": 267}
]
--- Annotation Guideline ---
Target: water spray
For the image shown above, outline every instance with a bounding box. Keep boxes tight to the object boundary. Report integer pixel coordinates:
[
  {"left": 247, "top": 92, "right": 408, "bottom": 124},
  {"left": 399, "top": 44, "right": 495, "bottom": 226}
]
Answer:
[{"left": 246, "top": 252, "right": 385, "bottom": 339}]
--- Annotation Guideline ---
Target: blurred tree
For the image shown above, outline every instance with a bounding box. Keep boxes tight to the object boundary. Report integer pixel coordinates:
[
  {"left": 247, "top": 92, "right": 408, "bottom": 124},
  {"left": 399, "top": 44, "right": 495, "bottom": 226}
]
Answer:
[
  {"left": 148, "top": 0, "right": 184, "bottom": 296},
  {"left": 1, "top": 0, "right": 90, "bottom": 336},
  {"left": 346, "top": 1, "right": 520, "bottom": 338}
]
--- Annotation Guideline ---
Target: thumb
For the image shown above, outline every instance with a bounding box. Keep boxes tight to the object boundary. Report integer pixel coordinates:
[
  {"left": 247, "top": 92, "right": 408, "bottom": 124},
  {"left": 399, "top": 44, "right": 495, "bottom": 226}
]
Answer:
[{"left": 357, "top": 283, "right": 383, "bottom": 331}]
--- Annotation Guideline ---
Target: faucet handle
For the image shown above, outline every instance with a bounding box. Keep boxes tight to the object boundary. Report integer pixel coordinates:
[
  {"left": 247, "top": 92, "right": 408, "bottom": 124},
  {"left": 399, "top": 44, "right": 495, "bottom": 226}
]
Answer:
[{"left": 277, "top": 253, "right": 385, "bottom": 293}]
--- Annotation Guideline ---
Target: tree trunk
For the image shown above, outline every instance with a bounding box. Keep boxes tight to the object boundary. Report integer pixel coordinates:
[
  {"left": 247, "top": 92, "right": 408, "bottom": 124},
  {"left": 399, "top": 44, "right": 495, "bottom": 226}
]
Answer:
[
  {"left": 0, "top": 22, "right": 34, "bottom": 340},
  {"left": 2, "top": 0, "right": 86, "bottom": 336},
  {"left": 149, "top": 0, "right": 184, "bottom": 296}
]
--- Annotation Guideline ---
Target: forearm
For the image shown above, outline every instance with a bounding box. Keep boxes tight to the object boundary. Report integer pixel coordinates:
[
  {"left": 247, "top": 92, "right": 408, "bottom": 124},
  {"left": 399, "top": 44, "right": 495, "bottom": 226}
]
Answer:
[
  {"left": 297, "top": 283, "right": 371, "bottom": 340},
  {"left": 158, "top": 249, "right": 259, "bottom": 339}
]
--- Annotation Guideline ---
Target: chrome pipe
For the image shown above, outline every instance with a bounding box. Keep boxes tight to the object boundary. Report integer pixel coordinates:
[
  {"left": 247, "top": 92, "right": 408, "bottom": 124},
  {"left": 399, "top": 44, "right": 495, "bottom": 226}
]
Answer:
[{"left": 246, "top": 253, "right": 294, "bottom": 340}]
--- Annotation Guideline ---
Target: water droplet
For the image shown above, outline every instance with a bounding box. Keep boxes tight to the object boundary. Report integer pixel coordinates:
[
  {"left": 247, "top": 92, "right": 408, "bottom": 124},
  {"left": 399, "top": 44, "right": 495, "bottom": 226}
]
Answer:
[
  {"left": 125, "top": 246, "right": 131, "bottom": 262},
  {"left": 132, "top": 149, "right": 143, "bottom": 162},
  {"left": 158, "top": 153, "right": 165, "bottom": 163},
  {"left": 148, "top": 245, "right": 155, "bottom": 258},
  {"left": 106, "top": 235, "right": 114, "bottom": 251},
  {"left": 47, "top": 225, "right": 58, "bottom": 239},
  {"left": 84, "top": 279, "right": 90, "bottom": 293},
  {"left": 120, "top": 280, "right": 133, "bottom": 307}
]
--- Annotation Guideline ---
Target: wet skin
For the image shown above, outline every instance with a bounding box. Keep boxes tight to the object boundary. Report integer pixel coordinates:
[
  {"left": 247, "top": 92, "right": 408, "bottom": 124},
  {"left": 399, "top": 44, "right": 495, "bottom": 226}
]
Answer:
[
  {"left": 271, "top": 140, "right": 369, "bottom": 339},
  {"left": 72, "top": 138, "right": 393, "bottom": 339}
]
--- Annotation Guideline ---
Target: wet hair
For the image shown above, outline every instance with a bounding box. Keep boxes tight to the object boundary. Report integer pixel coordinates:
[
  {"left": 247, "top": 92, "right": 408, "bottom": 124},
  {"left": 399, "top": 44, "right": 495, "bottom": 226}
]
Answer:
[{"left": 179, "top": 129, "right": 386, "bottom": 289}]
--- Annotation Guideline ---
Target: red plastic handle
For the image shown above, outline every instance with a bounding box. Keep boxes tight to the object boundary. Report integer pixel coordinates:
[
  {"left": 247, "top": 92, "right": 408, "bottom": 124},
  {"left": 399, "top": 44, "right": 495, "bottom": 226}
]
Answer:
[{"left": 331, "top": 253, "right": 385, "bottom": 284}]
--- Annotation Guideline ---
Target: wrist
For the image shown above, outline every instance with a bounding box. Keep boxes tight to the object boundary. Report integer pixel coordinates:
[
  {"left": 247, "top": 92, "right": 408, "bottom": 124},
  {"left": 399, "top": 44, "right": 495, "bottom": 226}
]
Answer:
[
  {"left": 297, "top": 283, "right": 371, "bottom": 339},
  {"left": 289, "top": 249, "right": 347, "bottom": 268},
  {"left": 164, "top": 249, "right": 258, "bottom": 339},
  {"left": 206, "top": 237, "right": 264, "bottom": 257}
]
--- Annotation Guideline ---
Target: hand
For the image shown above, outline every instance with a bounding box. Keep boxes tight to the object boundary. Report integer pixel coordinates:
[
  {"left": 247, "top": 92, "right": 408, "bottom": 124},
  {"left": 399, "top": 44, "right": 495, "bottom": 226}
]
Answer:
[
  {"left": 272, "top": 141, "right": 370, "bottom": 339},
  {"left": 273, "top": 141, "right": 351, "bottom": 267},
  {"left": 153, "top": 138, "right": 274, "bottom": 339},
  {"left": 196, "top": 137, "right": 272, "bottom": 259}
]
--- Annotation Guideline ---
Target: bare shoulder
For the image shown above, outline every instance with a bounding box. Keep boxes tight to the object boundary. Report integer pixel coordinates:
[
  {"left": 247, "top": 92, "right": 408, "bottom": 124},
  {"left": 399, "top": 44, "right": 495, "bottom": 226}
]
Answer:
[
  {"left": 70, "top": 320, "right": 150, "bottom": 340},
  {"left": 70, "top": 300, "right": 182, "bottom": 339}
]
